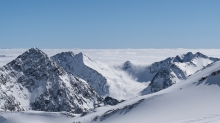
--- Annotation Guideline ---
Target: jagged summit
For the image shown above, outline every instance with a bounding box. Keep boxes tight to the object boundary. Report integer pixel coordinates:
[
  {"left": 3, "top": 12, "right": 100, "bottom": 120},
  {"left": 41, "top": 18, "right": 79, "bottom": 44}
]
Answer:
[
  {"left": 173, "top": 52, "right": 217, "bottom": 63},
  {"left": 180, "top": 52, "right": 194, "bottom": 62},
  {"left": 173, "top": 52, "right": 193, "bottom": 62},
  {"left": 50, "top": 51, "right": 75, "bottom": 64},
  {"left": 25, "top": 47, "right": 44, "bottom": 54},
  {"left": 30, "top": 47, "right": 38, "bottom": 50},
  {"left": 16, "top": 47, "right": 48, "bottom": 63},
  {"left": 57, "top": 51, "right": 75, "bottom": 56},
  {"left": 119, "top": 52, "right": 220, "bottom": 95},
  {"left": 122, "top": 61, "right": 133, "bottom": 70},
  {"left": 142, "top": 52, "right": 220, "bottom": 94},
  {"left": 195, "top": 52, "right": 205, "bottom": 56},
  {"left": 74, "top": 52, "right": 85, "bottom": 61},
  {"left": 76, "top": 52, "right": 94, "bottom": 63},
  {"left": 25, "top": 47, "right": 44, "bottom": 53}
]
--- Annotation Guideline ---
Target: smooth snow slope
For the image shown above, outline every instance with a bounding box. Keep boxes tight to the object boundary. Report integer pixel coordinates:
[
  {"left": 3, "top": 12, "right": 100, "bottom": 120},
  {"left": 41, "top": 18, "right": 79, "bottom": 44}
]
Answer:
[{"left": 71, "top": 60, "right": 220, "bottom": 123}]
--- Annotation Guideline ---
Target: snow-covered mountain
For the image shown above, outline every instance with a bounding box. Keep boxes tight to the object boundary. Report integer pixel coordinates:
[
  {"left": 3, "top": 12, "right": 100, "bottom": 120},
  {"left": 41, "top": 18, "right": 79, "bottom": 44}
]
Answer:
[
  {"left": 51, "top": 52, "right": 109, "bottom": 97},
  {"left": 51, "top": 52, "right": 146, "bottom": 100},
  {"left": 1, "top": 49, "right": 220, "bottom": 123},
  {"left": 2, "top": 58, "right": 220, "bottom": 123},
  {"left": 122, "top": 52, "right": 219, "bottom": 94},
  {"left": 122, "top": 61, "right": 155, "bottom": 82},
  {"left": 70, "top": 59, "right": 220, "bottom": 123},
  {"left": 0, "top": 48, "right": 102, "bottom": 113}
]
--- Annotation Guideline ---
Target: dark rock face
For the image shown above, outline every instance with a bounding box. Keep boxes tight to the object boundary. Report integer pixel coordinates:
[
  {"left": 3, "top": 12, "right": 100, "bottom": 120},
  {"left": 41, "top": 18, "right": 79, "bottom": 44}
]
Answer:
[
  {"left": 149, "top": 69, "right": 175, "bottom": 92},
  {"left": 0, "top": 48, "right": 103, "bottom": 113},
  {"left": 103, "top": 96, "right": 119, "bottom": 106},
  {"left": 122, "top": 61, "right": 133, "bottom": 70}
]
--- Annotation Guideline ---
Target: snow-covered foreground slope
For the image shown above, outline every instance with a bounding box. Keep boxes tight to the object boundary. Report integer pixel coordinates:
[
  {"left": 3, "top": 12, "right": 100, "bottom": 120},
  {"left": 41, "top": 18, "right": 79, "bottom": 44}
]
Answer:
[{"left": 51, "top": 52, "right": 147, "bottom": 100}]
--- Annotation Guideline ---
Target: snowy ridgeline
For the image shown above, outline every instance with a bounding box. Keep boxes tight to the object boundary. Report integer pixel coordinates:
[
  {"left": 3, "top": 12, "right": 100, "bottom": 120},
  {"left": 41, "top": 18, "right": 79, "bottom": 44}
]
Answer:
[
  {"left": 0, "top": 48, "right": 220, "bottom": 123},
  {"left": 0, "top": 48, "right": 145, "bottom": 113},
  {"left": 0, "top": 47, "right": 219, "bottom": 118},
  {"left": 121, "top": 52, "right": 219, "bottom": 94},
  {"left": 0, "top": 48, "right": 102, "bottom": 113}
]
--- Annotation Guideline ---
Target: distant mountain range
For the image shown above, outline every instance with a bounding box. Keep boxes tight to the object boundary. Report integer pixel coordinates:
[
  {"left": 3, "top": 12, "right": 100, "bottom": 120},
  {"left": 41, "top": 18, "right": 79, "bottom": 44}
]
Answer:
[
  {"left": 0, "top": 48, "right": 219, "bottom": 114},
  {"left": 121, "top": 52, "right": 219, "bottom": 94}
]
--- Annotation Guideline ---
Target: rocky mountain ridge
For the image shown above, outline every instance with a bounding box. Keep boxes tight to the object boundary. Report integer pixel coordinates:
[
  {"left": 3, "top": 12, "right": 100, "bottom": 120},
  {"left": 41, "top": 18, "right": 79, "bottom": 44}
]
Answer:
[
  {"left": 0, "top": 48, "right": 219, "bottom": 114},
  {"left": 122, "top": 52, "right": 219, "bottom": 94},
  {"left": 0, "top": 48, "right": 102, "bottom": 113},
  {"left": 51, "top": 52, "right": 109, "bottom": 97}
]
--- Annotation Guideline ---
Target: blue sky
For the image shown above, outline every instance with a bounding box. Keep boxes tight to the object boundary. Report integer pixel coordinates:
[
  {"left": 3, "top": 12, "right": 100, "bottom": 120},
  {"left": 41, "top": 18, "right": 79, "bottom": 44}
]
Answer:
[{"left": 0, "top": 0, "right": 220, "bottom": 48}]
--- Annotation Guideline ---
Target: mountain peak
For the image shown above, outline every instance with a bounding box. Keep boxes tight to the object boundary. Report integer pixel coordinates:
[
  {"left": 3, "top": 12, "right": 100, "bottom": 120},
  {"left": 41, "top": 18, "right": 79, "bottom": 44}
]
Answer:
[
  {"left": 0, "top": 48, "right": 103, "bottom": 113},
  {"left": 195, "top": 52, "right": 207, "bottom": 57},
  {"left": 74, "top": 52, "right": 84, "bottom": 59},
  {"left": 51, "top": 51, "right": 109, "bottom": 97},
  {"left": 78, "top": 52, "right": 83, "bottom": 56},
  {"left": 173, "top": 52, "right": 208, "bottom": 63},
  {"left": 186, "top": 52, "right": 193, "bottom": 56},
  {"left": 30, "top": 47, "right": 39, "bottom": 50},
  {"left": 75, "top": 52, "right": 94, "bottom": 63},
  {"left": 51, "top": 52, "right": 91, "bottom": 65},
  {"left": 181, "top": 52, "right": 194, "bottom": 62},
  {"left": 27, "top": 47, "right": 42, "bottom": 53},
  {"left": 12, "top": 48, "right": 45, "bottom": 61},
  {"left": 53, "top": 51, "right": 75, "bottom": 58},
  {"left": 123, "top": 61, "right": 133, "bottom": 70}
]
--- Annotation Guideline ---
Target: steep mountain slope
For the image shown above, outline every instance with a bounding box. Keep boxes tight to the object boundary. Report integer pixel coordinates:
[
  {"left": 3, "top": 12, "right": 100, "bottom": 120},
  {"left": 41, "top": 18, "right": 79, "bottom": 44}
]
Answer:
[
  {"left": 122, "top": 52, "right": 219, "bottom": 94},
  {"left": 71, "top": 60, "right": 220, "bottom": 123},
  {"left": 51, "top": 52, "right": 109, "bottom": 96},
  {"left": 51, "top": 52, "right": 146, "bottom": 100},
  {"left": 0, "top": 48, "right": 102, "bottom": 113}
]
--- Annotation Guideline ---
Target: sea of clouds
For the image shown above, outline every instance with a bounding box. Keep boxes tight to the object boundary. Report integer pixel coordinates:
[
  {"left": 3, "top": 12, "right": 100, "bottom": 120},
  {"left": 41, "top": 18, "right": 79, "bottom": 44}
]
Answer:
[{"left": 1, "top": 48, "right": 220, "bottom": 67}]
